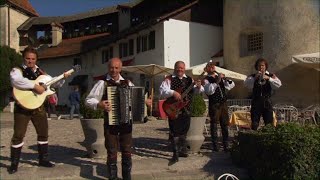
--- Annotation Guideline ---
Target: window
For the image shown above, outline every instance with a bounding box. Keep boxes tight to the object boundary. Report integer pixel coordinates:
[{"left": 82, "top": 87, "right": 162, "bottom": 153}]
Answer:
[
  {"left": 102, "top": 47, "right": 113, "bottom": 64},
  {"left": 142, "top": 35, "right": 148, "bottom": 52},
  {"left": 248, "top": 32, "right": 263, "bottom": 52},
  {"left": 73, "top": 58, "right": 82, "bottom": 66},
  {"left": 129, "top": 39, "right": 134, "bottom": 55},
  {"left": 240, "top": 31, "right": 263, "bottom": 57},
  {"left": 136, "top": 37, "right": 141, "bottom": 53},
  {"left": 148, "top": 31, "right": 155, "bottom": 50},
  {"left": 119, "top": 43, "right": 128, "bottom": 58},
  {"left": 136, "top": 30, "right": 156, "bottom": 53}
]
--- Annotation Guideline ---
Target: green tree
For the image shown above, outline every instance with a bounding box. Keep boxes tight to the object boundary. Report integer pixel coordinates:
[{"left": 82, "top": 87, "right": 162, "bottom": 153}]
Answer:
[{"left": 0, "top": 46, "right": 23, "bottom": 109}]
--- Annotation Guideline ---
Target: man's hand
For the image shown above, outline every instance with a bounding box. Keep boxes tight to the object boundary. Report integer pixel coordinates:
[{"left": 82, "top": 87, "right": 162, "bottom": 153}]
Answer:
[
  {"left": 63, "top": 72, "right": 71, "bottom": 79},
  {"left": 216, "top": 74, "right": 222, "bottom": 84},
  {"left": 263, "top": 74, "right": 270, "bottom": 80},
  {"left": 98, "top": 100, "right": 111, "bottom": 112},
  {"left": 173, "top": 91, "right": 182, "bottom": 101},
  {"left": 255, "top": 71, "right": 262, "bottom": 79},
  {"left": 33, "top": 84, "right": 46, "bottom": 94}
]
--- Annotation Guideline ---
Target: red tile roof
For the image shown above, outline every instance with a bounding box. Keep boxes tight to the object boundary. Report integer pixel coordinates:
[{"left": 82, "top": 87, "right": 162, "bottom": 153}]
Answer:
[
  {"left": 7, "top": 0, "right": 39, "bottom": 17},
  {"left": 38, "top": 33, "right": 110, "bottom": 60}
]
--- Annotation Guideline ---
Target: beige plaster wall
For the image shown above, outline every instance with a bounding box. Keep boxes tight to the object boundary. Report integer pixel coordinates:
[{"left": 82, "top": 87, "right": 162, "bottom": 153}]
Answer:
[
  {"left": 9, "top": 8, "right": 30, "bottom": 52},
  {"left": 0, "top": 6, "right": 9, "bottom": 46},
  {"left": 224, "top": 0, "right": 320, "bottom": 106}
]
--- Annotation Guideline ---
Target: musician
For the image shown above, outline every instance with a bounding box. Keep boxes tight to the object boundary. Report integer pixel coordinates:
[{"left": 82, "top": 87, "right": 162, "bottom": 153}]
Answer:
[
  {"left": 203, "top": 61, "right": 235, "bottom": 152},
  {"left": 159, "top": 61, "right": 203, "bottom": 165},
  {"left": 8, "top": 46, "right": 70, "bottom": 174},
  {"left": 85, "top": 57, "right": 152, "bottom": 180},
  {"left": 244, "top": 58, "right": 282, "bottom": 130}
]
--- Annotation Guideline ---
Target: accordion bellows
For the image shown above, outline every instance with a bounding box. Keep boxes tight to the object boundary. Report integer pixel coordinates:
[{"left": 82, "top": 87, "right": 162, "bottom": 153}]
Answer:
[{"left": 106, "top": 86, "right": 147, "bottom": 125}]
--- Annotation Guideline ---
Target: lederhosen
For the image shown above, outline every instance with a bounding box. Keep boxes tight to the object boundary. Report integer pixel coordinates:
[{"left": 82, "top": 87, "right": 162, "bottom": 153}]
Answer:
[
  {"left": 250, "top": 73, "right": 274, "bottom": 130},
  {"left": 11, "top": 66, "right": 48, "bottom": 146},
  {"left": 102, "top": 79, "right": 132, "bottom": 165},
  {"left": 168, "top": 75, "right": 193, "bottom": 137},
  {"left": 205, "top": 76, "right": 229, "bottom": 145}
]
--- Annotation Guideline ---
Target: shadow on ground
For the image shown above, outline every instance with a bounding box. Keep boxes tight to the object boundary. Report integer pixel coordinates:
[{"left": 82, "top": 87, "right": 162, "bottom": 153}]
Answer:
[{"left": 0, "top": 144, "right": 108, "bottom": 180}]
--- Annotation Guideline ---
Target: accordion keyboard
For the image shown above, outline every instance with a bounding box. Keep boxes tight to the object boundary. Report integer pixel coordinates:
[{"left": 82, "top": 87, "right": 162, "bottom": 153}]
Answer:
[{"left": 107, "top": 87, "right": 121, "bottom": 125}]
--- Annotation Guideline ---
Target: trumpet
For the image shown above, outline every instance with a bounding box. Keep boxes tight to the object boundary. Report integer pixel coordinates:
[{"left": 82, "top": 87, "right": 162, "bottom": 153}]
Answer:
[{"left": 258, "top": 71, "right": 266, "bottom": 85}]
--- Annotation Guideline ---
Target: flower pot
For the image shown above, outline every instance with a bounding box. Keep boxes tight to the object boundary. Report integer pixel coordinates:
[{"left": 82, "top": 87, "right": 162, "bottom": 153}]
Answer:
[
  {"left": 80, "top": 118, "right": 106, "bottom": 158},
  {"left": 186, "top": 117, "right": 206, "bottom": 153}
]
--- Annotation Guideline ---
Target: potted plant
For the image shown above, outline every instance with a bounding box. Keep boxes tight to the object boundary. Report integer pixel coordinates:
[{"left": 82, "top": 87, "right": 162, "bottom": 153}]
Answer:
[
  {"left": 80, "top": 93, "right": 106, "bottom": 159},
  {"left": 186, "top": 93, "right": 207, "bottom": 153}
]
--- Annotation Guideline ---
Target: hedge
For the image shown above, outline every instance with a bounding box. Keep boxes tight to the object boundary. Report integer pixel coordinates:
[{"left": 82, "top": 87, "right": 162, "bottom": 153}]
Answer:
[{"left": 231, "top": 123, "right": 320, "bottom": 180}]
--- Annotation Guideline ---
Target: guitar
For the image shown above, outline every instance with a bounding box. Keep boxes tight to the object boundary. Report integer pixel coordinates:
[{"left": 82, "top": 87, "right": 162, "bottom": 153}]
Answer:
[
  {"left": 162, "top": 71, "right": 206, "bottom": 120},
  {"left": 13, "top": 65, "right": 81, "bottom": 110}
]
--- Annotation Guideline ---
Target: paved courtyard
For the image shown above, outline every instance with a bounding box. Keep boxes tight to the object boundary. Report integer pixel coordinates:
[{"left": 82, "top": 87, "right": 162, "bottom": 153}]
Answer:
[{"left": 0, "top": 112, "right": 247, "bottom": 179}]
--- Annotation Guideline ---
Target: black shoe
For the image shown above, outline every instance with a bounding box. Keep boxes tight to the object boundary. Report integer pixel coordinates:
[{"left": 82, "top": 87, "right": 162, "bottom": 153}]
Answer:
[
  {"left": 212, "top": 144, "right": 219, "bottom": 152},
  {"left": 179, "top": 152, "right": 188, "bottom": 157},
  {"left": 8, "top": 164, "right": 18, "bottom": 174},
  {"left": 107, "top": 162, "right": 119, "bottom": 180},
  {"left": 223, "top": 145, "right": 229, "bottom": 152},
  {"left": 8, "top": 146, "right": 22, "bottom": 174},
  {"left": 223, "top": 142, "right": 229, "bottom": 152},
  {"left": 39, "top": 160, "right": 55, "bottom": 167},
  {"left": 38, "top": 144, "right": 55, "bottom": 168},
  {"left": 168, "top": 152, "right": 179, "bottom": 166}
]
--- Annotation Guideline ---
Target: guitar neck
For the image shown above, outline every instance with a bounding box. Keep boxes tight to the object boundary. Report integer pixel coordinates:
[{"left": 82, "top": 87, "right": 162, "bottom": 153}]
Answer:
[
  {"left": 45, "top": 69, "right": 74, "bottom": 86},
  {"left": 180, "top": 71, "right": 206, "bottom": 98},
  {"left": 181, "top": 82, "right": 196, "bottom": 99}
]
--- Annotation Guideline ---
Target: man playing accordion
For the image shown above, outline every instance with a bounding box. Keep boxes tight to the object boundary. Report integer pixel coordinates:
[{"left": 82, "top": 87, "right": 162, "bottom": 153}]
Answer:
[{"left": 85, "top": 58, "right": 152, "bottom": 180}]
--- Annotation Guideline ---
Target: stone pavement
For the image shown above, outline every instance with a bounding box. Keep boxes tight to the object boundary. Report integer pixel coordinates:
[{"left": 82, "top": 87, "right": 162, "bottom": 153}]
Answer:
[{"left": 0, "top": 112, "right": 248, "bottom": 179}]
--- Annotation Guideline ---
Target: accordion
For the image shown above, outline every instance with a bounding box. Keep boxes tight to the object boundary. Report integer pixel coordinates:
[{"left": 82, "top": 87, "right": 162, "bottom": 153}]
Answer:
[{"left": 106, "top": 86, "right": 148, "bottom": 125}]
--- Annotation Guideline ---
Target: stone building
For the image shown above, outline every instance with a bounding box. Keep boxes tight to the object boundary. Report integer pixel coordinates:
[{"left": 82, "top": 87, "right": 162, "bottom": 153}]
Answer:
[{"left": 0, "top": 0, "right": 39, "bottom": 51}]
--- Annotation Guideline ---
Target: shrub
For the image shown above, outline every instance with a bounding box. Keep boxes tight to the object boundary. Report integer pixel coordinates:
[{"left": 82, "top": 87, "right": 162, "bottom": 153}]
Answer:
[
  {"left": 0, "top": 46, "right": 23, "bottom": 110},
  {"left": 231, "top": 123, "right": 320, "bottom": 180},
  {"left": 190, "top": 94, "right": 206, "bottom": 117},
  {"left": 80, "top": 93, "right": 104, "bottom": 119}
]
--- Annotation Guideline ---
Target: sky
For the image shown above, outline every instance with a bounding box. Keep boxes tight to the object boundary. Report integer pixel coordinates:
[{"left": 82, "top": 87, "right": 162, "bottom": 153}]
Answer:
[{"left": 29, "top": 0, "right": 132, "bottom": 17}]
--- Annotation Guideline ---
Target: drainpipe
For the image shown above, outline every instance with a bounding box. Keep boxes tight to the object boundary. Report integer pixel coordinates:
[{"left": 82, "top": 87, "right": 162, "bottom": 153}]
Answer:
[{"left": 7, "top": 4, "right": 10, "bottom": 47}]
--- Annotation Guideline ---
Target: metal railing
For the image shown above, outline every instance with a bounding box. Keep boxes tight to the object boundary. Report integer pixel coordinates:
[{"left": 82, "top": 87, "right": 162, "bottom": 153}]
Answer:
[{"left": 227, "top": 99, "right": 251, "bottom": 107}]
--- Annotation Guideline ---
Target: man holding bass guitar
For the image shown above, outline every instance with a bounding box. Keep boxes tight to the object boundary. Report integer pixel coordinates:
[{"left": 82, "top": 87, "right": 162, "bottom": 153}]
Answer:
[
  {"left": 160, "top": 61, "right": 204, "bottom": 165},
  {"left": 8, "top": 46, "right": 71, "bottom": 174},
  {"left": 203, "top": 61, "right": 235, "bottom": 152}
]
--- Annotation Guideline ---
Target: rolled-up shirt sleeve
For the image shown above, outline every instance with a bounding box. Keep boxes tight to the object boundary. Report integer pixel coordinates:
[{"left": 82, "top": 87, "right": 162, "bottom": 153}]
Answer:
[
  {"left": 269, "top": 76, "right": 282, "bottom": 89},
  {"left": 203, "top": 79, "right": 218, "bottom": 96},
  {"left": 244, "top": 76, "right": 255, "bottom": 89},
  {"left": 10, "top": 68, "right": 35, "bottom": 90},
  {"left": 159, "top": 78, "right": 174, "bottom": 99},
  {"left": 85, "top": 80, "right": 105, "bottom": 110}
]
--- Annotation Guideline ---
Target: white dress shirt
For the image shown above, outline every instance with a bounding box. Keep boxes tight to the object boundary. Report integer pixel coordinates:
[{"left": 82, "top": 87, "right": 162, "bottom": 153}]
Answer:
[
  {"left": 159, "top": 74, "right": 204, "bottom": 99},
  {"left": 10, "top": 64, "right": 65, "bottom": 90},
  {"left": 244, "top": 71, "right": 282, "bottom": 89},
  {"left": 85, "top": 74, "right": 134, "bottom": 110},
  {"left": 203, "top": 75, "right": 235, "bottom": 96}
]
